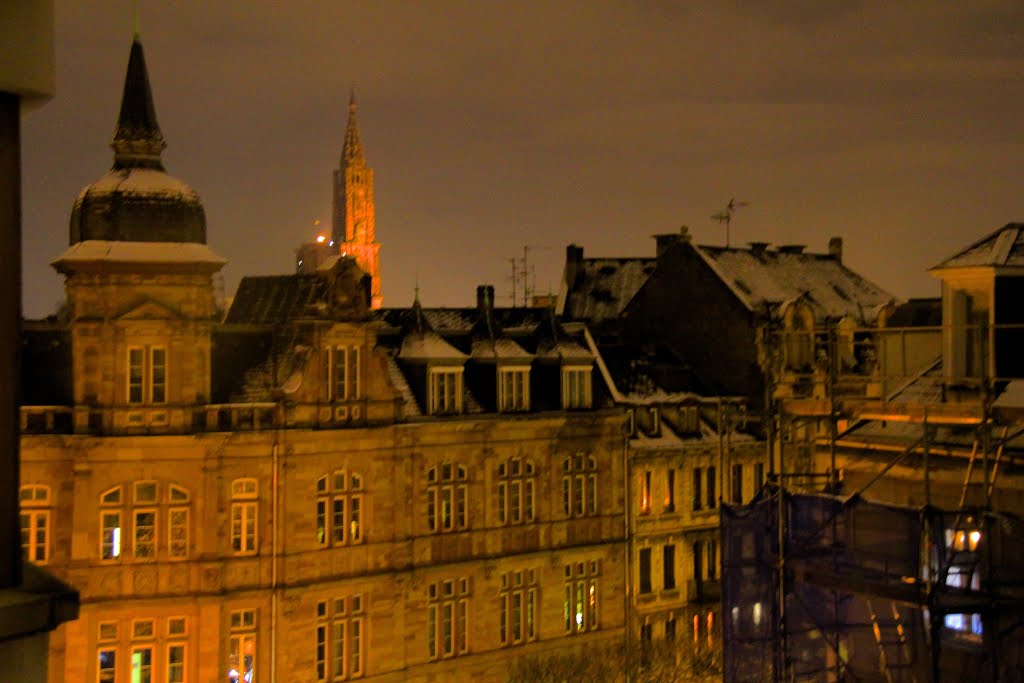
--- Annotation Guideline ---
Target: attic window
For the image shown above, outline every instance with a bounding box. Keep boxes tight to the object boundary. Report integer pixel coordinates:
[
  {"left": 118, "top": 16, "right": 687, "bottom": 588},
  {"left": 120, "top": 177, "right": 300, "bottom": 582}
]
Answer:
[
  {"left": 831, "top": 284, "right": 851, "bottom": 301},
  {"left": 734, "top": 279, "right": 752, "bottom": 295}
]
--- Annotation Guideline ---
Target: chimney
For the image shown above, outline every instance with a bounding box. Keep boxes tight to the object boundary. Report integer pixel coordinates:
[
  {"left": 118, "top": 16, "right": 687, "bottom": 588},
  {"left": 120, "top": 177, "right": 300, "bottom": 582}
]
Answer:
[
  {"left": 476, "top": 284, "right": 495, "bottom": 313},
  {"left": 748, "top": 241, "right": 771, "bottom": 256},
  {"left": 777, "top": 244, "right": 806, "bottom": 255},
  {"left": 828, "top": 237, "right": 843, "bottom": 263},
  {"left": 565, "top": 244, "right": 584, "bottom": 287},
  {"left": 655, "top": 227, "right": 691, "bottom": 260}
]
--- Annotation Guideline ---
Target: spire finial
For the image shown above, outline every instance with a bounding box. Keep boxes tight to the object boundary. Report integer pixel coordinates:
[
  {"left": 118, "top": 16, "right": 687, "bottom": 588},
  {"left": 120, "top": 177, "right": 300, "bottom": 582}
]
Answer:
[
  {"left": 111, "top": 38, "right": 166, "bottom": 170},
  {"left": 414, "top": 274, "right": 420, "bottom": 303},
  {"left": 342, "top": 90, "right": 364, "bottom": 164},
  {"left": 132, "top": 0, "right": 141, "bottom": 39}
]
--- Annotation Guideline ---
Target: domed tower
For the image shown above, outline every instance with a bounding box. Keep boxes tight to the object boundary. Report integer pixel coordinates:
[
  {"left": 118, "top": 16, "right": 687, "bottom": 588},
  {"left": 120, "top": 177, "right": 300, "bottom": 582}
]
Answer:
[{"left": 52, "top": 39, "right": 225, "bottom": 433}]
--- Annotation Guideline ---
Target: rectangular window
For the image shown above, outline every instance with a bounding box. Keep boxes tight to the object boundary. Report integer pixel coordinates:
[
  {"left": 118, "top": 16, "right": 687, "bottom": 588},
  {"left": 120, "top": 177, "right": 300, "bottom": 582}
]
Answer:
[
  {"left": 169, "top": 508, "right": 189, "bottom": 559},
  {"left": 499, "top": 570, "right": 538, "bottom": 646},
  {"left": 754, "top": 462, "right": 765, "bottom": 499},
  {"left": 101, "top": 511, "right": 122, "bottom": 560},
  {"left": 692, "top": 467, "right": 702, "bottom": 511},
  {"left": 317, "top": 596, "right": 364, "bottom": 680},
  {"left": 131, "top": 646, "right": 152, "bottom": 683},
  {"left": 429, "top": 369, "right": 462, "bottom": 414},
  {"left": 428, "top": 580, "right": 470, "bottom": 659},
  {"left": 134, "top": 510, "right": 156, "bottom": 559},
  {"left": 498, "top": 367, "right": 530, "bottom": 412},
  {"left": 707, "top": 539, "right": 718, "bottom": 580},
  {"left": 664, "top": 544, "right": 676, "bottom": 590},
  {"left": 231, "top": 502, "right": 257, "bottom": 554},
  {"left": 732, "top": 463, "right": 743, "bottom": 504},
  {"left": 228, "top": 611, "right": 256, "bottom": 683},
  {"left": 349, "top": 346, "right": 360, "bottom": 400},
  {"left": 332, "top": 346, "right": 348, "bottom": 400},
  {"left": 564, "top": 562, "right": 600, "bottom": 634},
  {"left": 562, "top": 366, "right": 592, "bottom": 409},
  {"left": 98, "top": 649, "right": 117, "bottom": 683},
  {"left": 707, "top": 466, "right": 717, "bottom": 509},
  {"left": 127, "top": 346, "right": 167, "bottom": 405},
  {"left": 639, "top": 548, "right": 652, "bottom": 594},
  {"left": 665, "top": 468, "right": 675, "bottom": 512},
  {"left": 20, "top": 509, "right": 49, "bottom": 563},
  {"left": 167, "top": 644, "right": 185, "bottom": 683},
  {"left": 639, "top": 471, "right": 651, "bottom": 514},
  {"left": 693, "top": 541, "right": 703, "bottom": 583}
]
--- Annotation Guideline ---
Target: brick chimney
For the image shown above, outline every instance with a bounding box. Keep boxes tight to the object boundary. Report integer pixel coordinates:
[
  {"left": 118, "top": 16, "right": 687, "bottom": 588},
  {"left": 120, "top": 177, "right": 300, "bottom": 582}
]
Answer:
[
  {"left": 476, "top": 284, "right": 495, "bottom": 313},
  {"left": 655, "top": 226, "right": 691, "bottom": 260},
  {"left": 565, "top": 244, "right": 584, "bottom": 287},
  {"left": 748, "top": 241, "right": 771, "bottom": 256},
  {"left": 828, "top": 237, "right": 843, "bottom": 263}
]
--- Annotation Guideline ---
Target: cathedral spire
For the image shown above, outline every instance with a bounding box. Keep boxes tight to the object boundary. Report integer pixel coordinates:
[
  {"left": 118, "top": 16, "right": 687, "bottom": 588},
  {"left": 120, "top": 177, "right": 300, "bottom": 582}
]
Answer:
[
  {"left": 342, "top": 90, "right": 364, "bottom": 165},
  {"left": 111, "top": 39, "right": 166, "bottom": 170}
]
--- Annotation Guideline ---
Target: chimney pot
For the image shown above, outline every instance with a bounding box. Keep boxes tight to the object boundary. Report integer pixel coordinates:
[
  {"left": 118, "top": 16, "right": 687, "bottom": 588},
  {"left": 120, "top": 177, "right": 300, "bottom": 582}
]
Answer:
[{"left": 829, "top": 237, "right": 843, "bottom": 263}]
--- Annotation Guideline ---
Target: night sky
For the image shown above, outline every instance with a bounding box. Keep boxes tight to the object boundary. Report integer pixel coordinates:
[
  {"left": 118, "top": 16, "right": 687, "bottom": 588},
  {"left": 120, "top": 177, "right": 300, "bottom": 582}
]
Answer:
[{"left": 20, "top": 1, "right": 1024, "bottom": 317}]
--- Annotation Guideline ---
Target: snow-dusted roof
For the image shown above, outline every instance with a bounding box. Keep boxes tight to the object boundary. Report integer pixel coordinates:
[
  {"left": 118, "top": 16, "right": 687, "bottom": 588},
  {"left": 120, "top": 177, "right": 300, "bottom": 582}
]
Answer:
[
  {"left": 932, "top": 223, "right": 1024, "bottom": 270},
  {"left": 399, "top": 331, "right": 467, "bottom": 361},
  {"left": 52, "top": 240, "right": 225, "bottom": 268},
  {"left": 471, "top": 338, "right": 533, "bottom": 361},
  {"left": 562, "top": 258, "right": 658, "bottom": 322},
  {"left": 698, "top": 245, "right": 893, "bottom": 322},
  {"left": 75, "top": 168, "right": 199, "bottom": 200}
]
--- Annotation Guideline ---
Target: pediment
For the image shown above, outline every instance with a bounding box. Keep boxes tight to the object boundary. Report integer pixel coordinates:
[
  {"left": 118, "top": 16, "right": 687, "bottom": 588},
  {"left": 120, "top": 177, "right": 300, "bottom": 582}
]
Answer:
[{"left": 114, "top": 297, "right": 183, "bottom": 321}]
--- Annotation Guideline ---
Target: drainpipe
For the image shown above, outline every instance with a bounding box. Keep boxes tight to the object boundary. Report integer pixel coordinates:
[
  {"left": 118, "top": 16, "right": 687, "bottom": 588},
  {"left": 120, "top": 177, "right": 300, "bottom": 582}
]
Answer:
[
  {"left": 623, "top": 417, "right": 632, "bottom": 661},
  {"left": 270, "top": 402, "right": 282, "bottom": 681}
]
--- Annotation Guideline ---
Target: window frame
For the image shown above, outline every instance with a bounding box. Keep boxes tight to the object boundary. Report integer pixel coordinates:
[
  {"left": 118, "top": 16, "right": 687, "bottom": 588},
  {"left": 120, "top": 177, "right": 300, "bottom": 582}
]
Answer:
[
  {"left": 561, "top": 454, "right": 598, "bottom": 518},
  {"left": 561, "top": 365, "right": 593, "bottom": 409},
  {"left": 499, "top": 569, "right": 538, "bottom": 646},
  {"left": 427, "top": 464, "right": 468, "bottom": 533},
  {"left": 316, "top": 470, "right": 365, "bottom": 547},
  {"left": 497, "top": 366, "right": 530, "bottom": 412},
  {"left": 19, "top": 484, "right": 51, "bottom": 564},
  {"left": 428, "top": 367, "right": 463, "bottom": 415},
  {"left": 127, "top": 345, "right": 168, "bottom": 405},
  {"left": 428, "top": 579, "right": 470, "bottom": 660}
]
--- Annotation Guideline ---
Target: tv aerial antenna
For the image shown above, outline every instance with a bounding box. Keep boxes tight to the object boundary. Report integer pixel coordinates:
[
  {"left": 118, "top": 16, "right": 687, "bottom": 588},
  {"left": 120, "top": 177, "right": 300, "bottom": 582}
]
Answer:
[{"left": 711, "top": 197, "right": 750, "bottom": 248}]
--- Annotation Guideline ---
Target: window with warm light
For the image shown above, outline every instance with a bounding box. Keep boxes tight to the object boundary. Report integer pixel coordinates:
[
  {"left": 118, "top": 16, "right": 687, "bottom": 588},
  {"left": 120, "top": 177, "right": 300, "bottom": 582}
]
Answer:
[
  {"left": 428, "top": 578, "right": 470, "bottom": 660},
  {"left": 563, "top": 561, "right": 599, "bottom": 634},
  {"left": 496, "top": 458, "right": 535, "bottom": 525},
  {"left": 499, "top": 569, "right": 537, "bottom": 646},
  {"left": 427, "top": 464, "right": 468, "bottom": 532},
  {"left": 98, "top": 482, "right": 190, "bottom": 561},
  {"left": 228, "top": 609, "right": 257, "bottom": 683},
  {"left": 19, "top": 484, "right": 50, "bottom": 564},
  {"left": 317, "top": 470, "right": 364, "bottom": 547},
  {"left": 664, "top": 468, "right": 676, "bottom": 512},
  {"left": 639, "top": 470, "right": 652, "bottom": 515},
  {"left": 127, "top": 345, "right": 167, "bottom": 404},
  {"left": 316, "top": 594, "right": 364, "bottom": 680}
]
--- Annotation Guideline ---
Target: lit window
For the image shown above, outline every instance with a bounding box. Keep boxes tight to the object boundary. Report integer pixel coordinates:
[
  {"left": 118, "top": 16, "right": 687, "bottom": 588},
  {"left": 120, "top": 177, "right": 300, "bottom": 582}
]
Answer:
[
  {"left": 561, "top": 454, "right": 598, "bottom": 518},
  {"left": 427, "top": 464, "right": 468, "bottom": 533},
  {"left": 98, "top": 482, "right": 191, "bottom": 562},
  {"left": 98, "top": 649, "right": 117, "bottom": 683},
  {"left": 561, "top": 366, "right": 592, "bottom": 409},
  {"left": 316, "top": 595, "right": 364, "bottom": 680},
  {"left": 127, "top": 346, "right": 167, "bottom": 405},
  {"left": 428, "top": 579, "right": 470, "bottom": 659},
  {"left": 316, "top": 470, "right": 364, "bottom": 547},
  {"left": 19, "top": 484, "right": 50, "bottom": 564},
  {"left": 429, "top": 368, "right": 463, "bottom": 415},
  {"left": 228, "top": 610, "right": 257, "bottom": 683},
  {"left": 639, "top": 471, "right": 652, "bottom": 514},
  {"left": 665, "top": 468, "right": 676, "bottom": 512},
  {"left": 131, "top": 646, "right": 152, "bottom": 683},
  {"left": 100, "top": 486, "right": 122, "bottom": 560},
  {"left": 231, "top": 479, "right": 258, "bottom": 555},
  {"left": 499, "top": 569, "right": 538, "bottom": 646},
  {"left": 498, "top": 367, "right": 530, "bottom": 412},
  {"left": 563, "top": 561, "right": 599, "bottom": 634},
  {"left": 496, "top": 458, "right": 535, "bottom": 526}
]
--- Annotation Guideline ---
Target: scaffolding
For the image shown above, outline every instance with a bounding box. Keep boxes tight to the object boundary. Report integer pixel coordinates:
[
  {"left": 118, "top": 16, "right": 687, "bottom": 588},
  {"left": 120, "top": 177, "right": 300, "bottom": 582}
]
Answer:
[{"left": 722, "top": 321, "right": 1024, "bottom": 682}]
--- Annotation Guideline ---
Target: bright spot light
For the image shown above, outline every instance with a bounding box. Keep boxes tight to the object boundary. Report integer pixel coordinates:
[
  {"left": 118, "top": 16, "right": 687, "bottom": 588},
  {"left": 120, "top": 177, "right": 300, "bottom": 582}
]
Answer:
[
  {"left": 329, "top": 241, "right": 335, "bottom": 246},
  {"left": 753, "top": 602, "right": 762, "bottom": 626},
  {"left": 316, "top": 235, "right": 326, "bottom": 244},
  {"left": 576, "top": 612, "right": 583, "bottom": 627},
  {"left": 969, "top": 530, "right": 981, "bottom": 550},
  {"left": 112, "top": 527, "right": 121, "bottom": 557}
]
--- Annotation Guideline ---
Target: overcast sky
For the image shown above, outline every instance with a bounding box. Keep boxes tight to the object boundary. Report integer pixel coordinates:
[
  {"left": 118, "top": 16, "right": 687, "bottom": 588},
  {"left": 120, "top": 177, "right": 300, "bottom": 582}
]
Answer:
[{"left": 20, "top": 1, "right": 1024, "bottom": 316}]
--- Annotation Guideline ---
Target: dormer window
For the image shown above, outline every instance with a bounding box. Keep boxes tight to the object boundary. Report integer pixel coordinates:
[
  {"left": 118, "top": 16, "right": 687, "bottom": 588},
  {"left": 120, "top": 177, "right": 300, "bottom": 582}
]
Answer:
[
  {"left": 328, "top": 346, "right": 361, "bottom": 400},
  {"left": 429, "top": 368, "right": 463, "bottom": 415},
  {"left": 128, "top": 346, "right": 167, "bottom": 404},
  {"left": 498, "top": 367, "right": 530, "bottom": 412},
  {"left": 561, "top": 366, "right": 592, "bottom": 409}
]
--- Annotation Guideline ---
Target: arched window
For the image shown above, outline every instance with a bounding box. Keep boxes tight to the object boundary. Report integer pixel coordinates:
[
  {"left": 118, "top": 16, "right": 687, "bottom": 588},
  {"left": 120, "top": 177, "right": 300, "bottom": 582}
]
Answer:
[
  {"left": 19, "top": 485, "right": 51, "bottom": 564},
  {"left": 98, "top": 482, "right": 191, "bottom": 561},
  {"left": 427, "top": 464, "right": 468, "bottom": 532},
  {"left": 316, "top": 470, "right": 364, "bottom": 546}
]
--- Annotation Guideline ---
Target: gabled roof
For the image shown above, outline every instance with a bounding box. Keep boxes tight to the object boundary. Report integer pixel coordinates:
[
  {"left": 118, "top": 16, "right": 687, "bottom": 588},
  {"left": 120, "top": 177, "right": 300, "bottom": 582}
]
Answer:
[
  {"left": 561, "top": 258, "right": 657, "bottom": 322},
  {"left": 932, "top": 223, "right": 1024, "bottom": 269},
  {"left": 697, "top": 245, "right": 893, "bottom": 323}
]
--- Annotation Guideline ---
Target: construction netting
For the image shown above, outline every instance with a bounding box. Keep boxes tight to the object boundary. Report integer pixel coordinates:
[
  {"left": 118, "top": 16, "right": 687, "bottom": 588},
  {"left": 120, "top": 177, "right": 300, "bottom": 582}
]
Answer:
[{"left": 722, "top": 490, "right": 1024, "bottom": 683}]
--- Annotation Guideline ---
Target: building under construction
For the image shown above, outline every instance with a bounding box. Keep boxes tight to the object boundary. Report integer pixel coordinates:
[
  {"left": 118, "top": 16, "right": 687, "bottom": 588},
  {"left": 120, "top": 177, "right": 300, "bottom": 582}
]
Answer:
[{"left": 722, "top": 224, "right": 1024, "bottom": 682}]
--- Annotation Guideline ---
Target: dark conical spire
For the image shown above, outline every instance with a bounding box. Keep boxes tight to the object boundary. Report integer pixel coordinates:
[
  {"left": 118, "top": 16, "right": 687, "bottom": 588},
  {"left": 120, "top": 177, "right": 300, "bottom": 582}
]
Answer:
[
  {"left": 111, "top": 39, "right": 166, "bottom": 170},
  {"left": 342, "top": 90, "right": 364, "bottom": 165}
]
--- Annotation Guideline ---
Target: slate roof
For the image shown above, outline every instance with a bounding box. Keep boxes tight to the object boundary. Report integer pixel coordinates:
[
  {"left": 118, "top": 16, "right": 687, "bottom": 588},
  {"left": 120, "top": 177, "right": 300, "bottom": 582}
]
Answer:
[
  {"left": 932, "top": 223, "right": 1024, "bottom": 269},
  {"left": 561, "top": 258, "right": 657, "bottom": 323},
  {"left": 698, "top": 245, "right": 893, "bottom": 323},
  {"left": 225, "top": 274, "right": 327, "bottom": 324}
]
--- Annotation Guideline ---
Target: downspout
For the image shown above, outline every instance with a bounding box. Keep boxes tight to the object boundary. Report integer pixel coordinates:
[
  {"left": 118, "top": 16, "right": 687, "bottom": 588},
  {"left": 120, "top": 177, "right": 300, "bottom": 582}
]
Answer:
[
  {"left": 623, "top": 418, "right": 632, "bottom": 669},
  {"left": 271, "top": 401, "right": 283, "bottom": 681}
]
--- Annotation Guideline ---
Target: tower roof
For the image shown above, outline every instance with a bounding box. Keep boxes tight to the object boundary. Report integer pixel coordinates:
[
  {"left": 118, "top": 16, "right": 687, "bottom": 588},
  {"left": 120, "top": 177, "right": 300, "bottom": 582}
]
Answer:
[
  {"left": 111, "top": 39, "right": 166, "bottom": 170},
  {"left": 68, "top": 39, "right": 206, "bottom": 245},
  {"left": 342, "top": 91, "right": 365, "bottom": 165}
]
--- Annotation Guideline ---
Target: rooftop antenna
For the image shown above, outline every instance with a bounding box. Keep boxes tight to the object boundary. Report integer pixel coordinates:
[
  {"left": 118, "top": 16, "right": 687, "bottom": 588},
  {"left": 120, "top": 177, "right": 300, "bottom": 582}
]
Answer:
[{"left": 711, "top": 197, "right": 750, "bottom": 248}]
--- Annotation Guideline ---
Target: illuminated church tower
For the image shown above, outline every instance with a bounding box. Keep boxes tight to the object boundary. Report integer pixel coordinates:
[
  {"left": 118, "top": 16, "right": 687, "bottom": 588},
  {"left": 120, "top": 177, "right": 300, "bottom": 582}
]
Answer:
[{"left": 332, "top": 93, "right": 383, "bottom": 308}]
